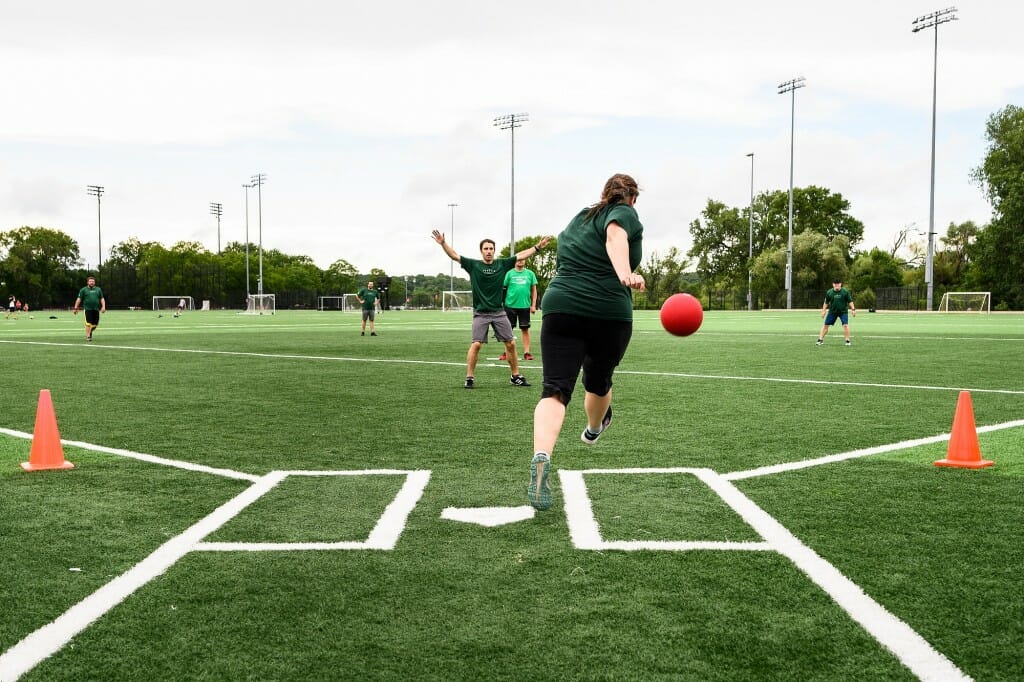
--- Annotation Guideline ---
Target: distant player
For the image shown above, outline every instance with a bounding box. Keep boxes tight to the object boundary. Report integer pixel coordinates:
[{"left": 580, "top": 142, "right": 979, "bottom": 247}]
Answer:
[
  {"left": 73, "top": 276, "right": 106, "bottom": 342},
  {"left": 6, "top": 295, "right": 16, "bottom": 320},
  {"left": 500, "top": 259, "right": 539, "bottom": 361},
  {"left": 817, "top": 278, "right": 856, "bottom": 346},
  {"left": 356, "top": 280, "right": 378, "bottom": 336},
  {"left": 175, "top": 298, "right": 186, "bottom": 317}
]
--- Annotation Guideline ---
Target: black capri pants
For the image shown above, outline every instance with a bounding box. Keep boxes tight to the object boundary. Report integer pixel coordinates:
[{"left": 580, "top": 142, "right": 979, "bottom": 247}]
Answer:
[{"left": 539, "top": 312, "right": 633, "bottom": 406}]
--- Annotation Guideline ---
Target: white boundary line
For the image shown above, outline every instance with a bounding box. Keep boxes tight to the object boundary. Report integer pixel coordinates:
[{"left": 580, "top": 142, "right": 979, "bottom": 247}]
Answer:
[{"left": 559, "top": 467, "right": 969, "bottom": 682}]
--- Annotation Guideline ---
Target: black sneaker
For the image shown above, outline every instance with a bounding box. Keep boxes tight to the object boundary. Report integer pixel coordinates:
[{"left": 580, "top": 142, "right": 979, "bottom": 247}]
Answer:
[
  {"left": 361, "top": 331, "right": 365, "bottom": 336},
  {"left": 815, "top": 339, "right": 823, "bottom": 346},
  {"left": 580, "top": 406, "right": 613, "bottom": 445},
  {"left": 845, "top": 340, "right": 851, "bottom": 347},
  {"left": 371, "top": 332, "right": 377, "bottom": 336},
  {"left": 464, "top": 377, "right": 475, "bottom": 389},
  {"left": 510, "top": 374, "right": 530, "bottom": 387}
]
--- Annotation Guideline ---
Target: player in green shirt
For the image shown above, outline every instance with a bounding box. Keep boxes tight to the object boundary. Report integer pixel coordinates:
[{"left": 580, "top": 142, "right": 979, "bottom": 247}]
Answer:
[
  {"left": 356, "top": 280, "right": 378, "bottom": 336},
  {"left": 500, "top": 260, "right": 539, "bottom": 361},
  {"left": 527, "top": 174, "right": 645, "bottom": 510},
  {"left": 73, "top": 275, "right": 106, "bottom": 342},
  {"left": 431, "top": 230, "right": 551, "bottom": 389},
  {"left": 817, "top": 278, "right": 856, "bottom": 346}
]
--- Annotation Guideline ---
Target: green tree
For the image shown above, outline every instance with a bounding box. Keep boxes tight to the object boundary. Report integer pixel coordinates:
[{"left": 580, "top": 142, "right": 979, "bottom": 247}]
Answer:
[
  {"left": 0, "top": 226, "right": 82, "bottom": 307},
  {"left": 323, "top": 259, "right": 359, "bottom": 294},
  {"left": 636, "top": 247, "right": 692, "bottom": 309},
  {"left": 751, "top": 232, "right": 849, "bottom": 307},
  {"left": 968, "top": 104, "right": 1024, "bottom": 308},
  {"left": 849, "top": 248, "right": 905, "bottom": 296}
]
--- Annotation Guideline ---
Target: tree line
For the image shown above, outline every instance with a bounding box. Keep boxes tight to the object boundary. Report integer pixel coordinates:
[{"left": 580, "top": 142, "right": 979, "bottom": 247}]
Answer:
[{"left": 2, "top": 106, "right": 1021, "bottom": 311}]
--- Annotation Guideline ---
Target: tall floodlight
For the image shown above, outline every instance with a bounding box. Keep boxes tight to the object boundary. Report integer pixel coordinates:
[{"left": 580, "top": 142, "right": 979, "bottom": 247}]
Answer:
[
  {"left": 493, "top": 113, "right": 529, "bottom": 256},
  {"left": 251, "top": 174, "right": 267, "bottom": 298},
  {"left": 913, "top": 7, "right": 958, "bottom": 311},
  {"left": 746, "top": 153, "right": 755, "bottom": 311},
  {"left": 447, "top": 202, "right": 458, "bottom": 293},
  {"left": 86, "top": 185, "right": 104, "bottom": 269},
  {"left": 209, "top": 202, "right": 223, "bottom": 255},
  {"left": 777, "top": 77, "right": 806, "bottom": 309},
  {"left": 242, "top": 182, "right": 253, "bottom": 297}
]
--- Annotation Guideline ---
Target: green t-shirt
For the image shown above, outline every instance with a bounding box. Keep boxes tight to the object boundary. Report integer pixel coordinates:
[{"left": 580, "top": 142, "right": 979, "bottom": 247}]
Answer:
[
  {"left": 77, "top": 285, "right": 104, "bottom": 311},
  {"left": 357, "top": 288, "right": 377, "bottom": 311},
  {"left": 540, "top": 203, "right": 643, "bottom": 321},
  {"left": 825, "top": 287, "right": 854, "bottom": 314},
  {"left": 503, "top": 267, "right": 538, "bottom": 309},
  {"left": 460, "top": 255, "right": 518, "bottom": 312}
]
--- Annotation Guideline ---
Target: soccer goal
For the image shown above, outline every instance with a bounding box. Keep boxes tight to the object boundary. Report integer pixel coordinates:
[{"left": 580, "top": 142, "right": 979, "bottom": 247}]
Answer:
[
  {"left": 937, "top": 292, "right": 991, "bottom": 313},
  {"left": 318, "top": 294, "right": 362, "bottom": 311},
  {"left": 442, "top": 290, "right": 474, "bottom": 311},
  {"left": 153, "top": 296, "right": 194, "bottom": 312},
  {"left": 244, "top": 293, "right": 276, "bottom": 315}
]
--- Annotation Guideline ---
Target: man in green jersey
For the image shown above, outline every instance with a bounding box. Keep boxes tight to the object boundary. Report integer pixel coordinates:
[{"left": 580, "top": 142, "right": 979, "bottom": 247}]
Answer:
[
  {"left": 431, "top": 230, "right": 550, "bottom": 388},
  {"left": 526, "top": 174, "right": 645, "bottom": 510},
  {"left": 817, "top": 278, "right": 856, "bottom": 347},
  {"left": 73, "top": 275, "right": 106, "bottom": 342},
  {"left": 356, "top": 280, "right": 378, "bottom": 336},
  {"left": 500, "top": 259, "right": 539, "bottom": 361}
]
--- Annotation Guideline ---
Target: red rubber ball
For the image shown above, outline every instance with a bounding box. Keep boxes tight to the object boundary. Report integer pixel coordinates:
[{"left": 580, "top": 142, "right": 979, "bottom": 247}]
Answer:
[{"left": 660, "top": 293, "right": 703, "bottom": 336}]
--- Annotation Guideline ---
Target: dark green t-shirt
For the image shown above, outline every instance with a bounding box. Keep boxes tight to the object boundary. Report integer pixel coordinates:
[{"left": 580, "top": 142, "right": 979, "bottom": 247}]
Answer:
[
  {"left": 825, "top": 287, "right": 854, "bottom": 314},
  {"left": 540, "top": 203, "right": 643, "bottom": 321},
  {"left": 77, "top": 285, "right": 104, "bottom": 311},
  {"left": 357, "top": 288, "right": 377, "bottom": 311},
  {"left": 460, "top": 255, "right": 518, "bottom": 312}
]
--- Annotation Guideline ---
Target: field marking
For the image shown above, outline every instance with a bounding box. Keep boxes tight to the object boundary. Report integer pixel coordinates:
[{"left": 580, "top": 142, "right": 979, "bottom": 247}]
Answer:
[
  {"left": 724, "top": 418, "right": 1024, "bottom": 481},
  {"left": 3, "top": 338, "right": 1021, "bottom": 396},
  {"left": 560, "top": 467, "right": 969, "bottom": 682},
  {"left": 0, "top": 469, "right": 428, "bottom": 681}
]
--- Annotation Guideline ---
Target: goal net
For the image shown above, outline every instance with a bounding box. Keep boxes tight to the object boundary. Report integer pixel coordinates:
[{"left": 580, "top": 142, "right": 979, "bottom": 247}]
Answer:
[
  {"left": 153, "top": 296, "right": 194, "bottom": 312},
  {"left": 318, "top": 294, "right": 362, "bottom": 311},
  {"left": 937, "top": 292, "right": 990, "bottom": 313},
  {"left": 244, "top": 294, "right": 276, "bottom": 315},
  {"left": 442, "top": 290, "right": 474, "bottom": 312}
]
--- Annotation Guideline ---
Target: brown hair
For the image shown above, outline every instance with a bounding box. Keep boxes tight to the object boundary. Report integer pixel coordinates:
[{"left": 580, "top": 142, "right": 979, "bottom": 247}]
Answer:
[
  {"left": 585, "top": 173, "right": 640, "bottom": 219},
  {"left": 479, "top": 238, "right": 496, "bottom": 251}
]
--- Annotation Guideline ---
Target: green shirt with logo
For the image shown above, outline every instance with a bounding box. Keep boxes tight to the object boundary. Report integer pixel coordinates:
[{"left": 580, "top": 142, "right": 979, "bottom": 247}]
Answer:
[
  {"left": 357, "top": 288, "right": 377, "bottom": 311},
  {"left": 460, "top": 255, "right": 518, "bottom": 313},
  {"left": 503, "top": 268, "right": 538, "bottom": 309},
  {"left": 825, "top": 287, "right": 854, "bottom": 314},
  {"left": 77, "top": 285, "right": 104, "bottom": 311}
]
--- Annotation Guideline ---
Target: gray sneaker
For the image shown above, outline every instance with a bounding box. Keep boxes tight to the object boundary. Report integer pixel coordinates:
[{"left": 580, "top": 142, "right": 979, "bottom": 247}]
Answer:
[
  {"left": 581, "top": 406, "right": 613, "bottom": 445},
  {"left": 527, "top": 453, "right": 552, "bottom": 511},
  {"left": 510, "top": 374, "right": 530, "bottom": 387}
]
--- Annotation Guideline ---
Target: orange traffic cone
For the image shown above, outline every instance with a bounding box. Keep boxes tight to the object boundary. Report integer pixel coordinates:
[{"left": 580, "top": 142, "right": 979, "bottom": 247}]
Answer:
[
  {"left": 21, "top": 389, "right": 74, "bottom": 472},
  {"left": 934, "top": 391, "right": 993, "bottom": 469}
]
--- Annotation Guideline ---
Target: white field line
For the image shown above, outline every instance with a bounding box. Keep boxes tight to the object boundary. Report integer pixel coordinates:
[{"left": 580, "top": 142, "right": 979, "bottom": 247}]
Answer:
[
  {"left": 724, "top": 418, "right": 1024, "bottom": 481},
  {"left": 560, "top": 468, "right": 970, "bottom": 682},
  {"left": 0, "top": 471, "right": 287, "bottom": 682},
  {"left": 2, "top": 338, "right": 1020, "bottom": 395},
  {"left": 0, "top": 427, "right": 259, "bottom": 482}
]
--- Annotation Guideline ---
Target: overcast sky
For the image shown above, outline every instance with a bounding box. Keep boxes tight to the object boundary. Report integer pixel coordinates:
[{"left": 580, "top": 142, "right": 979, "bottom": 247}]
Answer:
[{"left": 2, "top": 1, "right": 1022, "bottom": 278}]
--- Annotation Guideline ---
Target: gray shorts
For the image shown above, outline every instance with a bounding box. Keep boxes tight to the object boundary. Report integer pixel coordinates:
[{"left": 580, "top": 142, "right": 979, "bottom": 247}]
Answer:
[
  {"left": 472, "top": 310, "right": 514, "bottom": 343},
  {"left": 362, "top": 309, "right": 375, "bottom": 321}
]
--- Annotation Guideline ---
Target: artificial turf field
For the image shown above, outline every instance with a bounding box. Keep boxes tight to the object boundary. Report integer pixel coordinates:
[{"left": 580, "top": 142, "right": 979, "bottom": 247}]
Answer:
[{"left": 1, "top": 308, "right": 1022, "bottom": 681}]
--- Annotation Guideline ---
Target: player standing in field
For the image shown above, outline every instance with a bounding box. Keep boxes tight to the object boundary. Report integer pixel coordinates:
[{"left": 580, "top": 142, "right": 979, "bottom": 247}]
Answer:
[
  {"left": 6, "top": 295, "right": 16, "bottom": 319},
  {"left": 356, "top": 280, "right": 378, "bottom": 336},
  {"left": 73, "top": 275, "right": 106, "bottom": 342},
  {"left": 499, "top": 259, "right": 539, "bottom": 362},
  {"left": 526, "top": 173, "right": 645, "bottom": 511},
  {"left": 431, "top": 230, "right": 550, "bottom": 389},
  {"left": 817, "top": 278, "right": 856, "bottom": 347}
]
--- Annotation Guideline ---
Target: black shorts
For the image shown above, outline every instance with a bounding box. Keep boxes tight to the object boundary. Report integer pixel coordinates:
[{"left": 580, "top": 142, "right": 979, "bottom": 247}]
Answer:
[
  {"left": 85, "top": 309, "right": 100, "bottom": 326},
  {"left": 539, "top": 313, "right": 633, "bottom": 406},
  {"left": 505, "top": 307, "right": 531, "bottom": 330}
]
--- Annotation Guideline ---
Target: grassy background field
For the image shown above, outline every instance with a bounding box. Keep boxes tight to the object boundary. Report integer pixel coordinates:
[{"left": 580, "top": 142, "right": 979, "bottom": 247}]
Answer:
[{"left": 2, "top": 309, "right": 1022, "bottom": 680}]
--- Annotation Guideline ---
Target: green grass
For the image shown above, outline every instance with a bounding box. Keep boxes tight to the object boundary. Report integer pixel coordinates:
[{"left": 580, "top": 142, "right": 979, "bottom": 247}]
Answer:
[{"left": 1, "top": 309, "right": 1022, "bottom": 680}]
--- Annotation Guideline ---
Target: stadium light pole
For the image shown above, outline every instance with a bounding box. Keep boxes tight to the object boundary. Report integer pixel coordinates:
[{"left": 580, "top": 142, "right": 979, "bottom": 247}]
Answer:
[
  {"left": 913, "top": 7, "right": 958, "bottom": 312},
  {"left": 251, "top": 173, "right": 267, "bottom": 301},
  {"left": 746, "top": 153, "right": 755, "bottom": 311},
  {"left": 86, "top": 185, "right": 104, "bottom": 269},
  {"left": 447, "top": 202, "right": 458, "bottom": 294},
  {"left": 209, "top": 202, "right": 223, "bottom": 255},
  {"left": 493, "top": 113, "right": 529, "bottom": 256},
  {"left": 778, "top": 77, "right": 805, "bottom": 310},
  {"left": 242, "top": 182, "right": 253, "bottom": 298}
]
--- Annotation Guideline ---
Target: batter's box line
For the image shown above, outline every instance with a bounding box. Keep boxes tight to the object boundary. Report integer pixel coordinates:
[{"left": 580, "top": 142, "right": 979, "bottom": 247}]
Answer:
[{"left": 557, "top": 467, "right": 968, "bottom": 681}]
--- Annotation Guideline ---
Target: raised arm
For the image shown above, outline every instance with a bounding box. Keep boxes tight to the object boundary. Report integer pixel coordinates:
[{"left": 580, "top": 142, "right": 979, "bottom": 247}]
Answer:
[
  {"left": 431, "top": 230, "right": 460, "bottom": 262},
  {"left": 514, "top": 235, "right": 552, "bottom": 261},
  {"left": 605, "top": 223, "right": 645, "bottom": 291}
]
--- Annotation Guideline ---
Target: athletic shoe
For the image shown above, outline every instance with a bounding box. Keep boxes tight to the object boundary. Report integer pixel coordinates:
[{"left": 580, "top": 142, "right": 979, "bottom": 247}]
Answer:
[
  {"left": 815, "top": 339, "right": 823, "bottom": 346},
  {"left": 361, "top": 331, "right": 365, "bottom": 336},
  {"left": 464, "top": 377, "right": 475, "bottom": 389},
  {"left": 371, "top": 332, "right": 377, "bottom": 336},
  {"left": 581, "top": 406, "right": 613, "bottom": 445},
  {"left": 527, "top": 453, "right": 552, "bottom": 511},
  {"left": 510, "top": 374, "right": 530, "bottom": 387},
  {"left": 845, "top": 340, "right": 851, "bottom": 347},
  {"left": 498, "top": 353, "right": 507, "bottom": 361},
  {"left": 523, "top": 352, "right": 534, "bottom": 360}
]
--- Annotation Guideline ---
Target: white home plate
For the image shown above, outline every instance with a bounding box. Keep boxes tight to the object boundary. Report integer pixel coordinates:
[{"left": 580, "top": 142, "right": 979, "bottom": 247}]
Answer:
[{"left": 441, "top": 506, "right": 536, "bottom": 526}]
